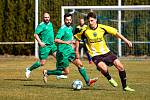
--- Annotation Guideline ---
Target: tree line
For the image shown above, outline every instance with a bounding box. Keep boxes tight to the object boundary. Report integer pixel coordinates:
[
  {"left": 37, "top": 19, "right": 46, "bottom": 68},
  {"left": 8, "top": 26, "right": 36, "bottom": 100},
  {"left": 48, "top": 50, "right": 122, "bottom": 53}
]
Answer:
[{"left": 0, "top": 0, "right": 149, "bottom": 56}]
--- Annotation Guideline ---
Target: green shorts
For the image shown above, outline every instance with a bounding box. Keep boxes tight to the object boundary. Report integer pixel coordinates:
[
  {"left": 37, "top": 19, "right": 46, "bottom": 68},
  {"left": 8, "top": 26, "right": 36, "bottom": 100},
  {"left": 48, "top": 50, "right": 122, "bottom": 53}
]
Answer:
[
  {"left": 39, "top": 44, "right": 57, "bottom": 60},
  {"left": 56, "top": 51, "right": 76, "bottom": 71}
]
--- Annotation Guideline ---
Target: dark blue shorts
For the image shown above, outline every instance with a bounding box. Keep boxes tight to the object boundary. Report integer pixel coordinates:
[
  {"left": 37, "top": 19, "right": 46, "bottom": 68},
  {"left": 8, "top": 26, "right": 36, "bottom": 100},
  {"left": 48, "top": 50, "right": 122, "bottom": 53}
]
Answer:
[{"left": 92, "top": 52, "right": 117, "bottom": 67}]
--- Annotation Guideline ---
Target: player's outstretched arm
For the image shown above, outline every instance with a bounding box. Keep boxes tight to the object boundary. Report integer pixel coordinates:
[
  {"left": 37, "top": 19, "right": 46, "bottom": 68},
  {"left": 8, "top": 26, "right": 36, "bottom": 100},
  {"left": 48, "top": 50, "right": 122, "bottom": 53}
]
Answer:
[
  {"left": 54, "top": 38, "right": 73, "bottom": 45},
  {"left": 115, "top": 32, "right": 132, "bottom": 48}
]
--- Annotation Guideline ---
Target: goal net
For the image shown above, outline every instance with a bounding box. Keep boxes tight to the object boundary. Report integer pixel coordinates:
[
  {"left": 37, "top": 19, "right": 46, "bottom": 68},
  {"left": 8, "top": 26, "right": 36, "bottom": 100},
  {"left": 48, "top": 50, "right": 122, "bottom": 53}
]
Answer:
[{"left": 62, "top": 6, "right": 150, "bottom": 57}]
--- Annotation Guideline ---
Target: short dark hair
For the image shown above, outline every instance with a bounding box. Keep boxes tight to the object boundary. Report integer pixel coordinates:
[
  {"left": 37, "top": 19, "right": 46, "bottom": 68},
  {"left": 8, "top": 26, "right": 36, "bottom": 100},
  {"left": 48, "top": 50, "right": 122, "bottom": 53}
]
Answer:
[
  {"left": 64, "top": 13, "right": 72, "bottom": 20},
  {"left": 87, "top": 12, "right": 97, "bottom": 19}
]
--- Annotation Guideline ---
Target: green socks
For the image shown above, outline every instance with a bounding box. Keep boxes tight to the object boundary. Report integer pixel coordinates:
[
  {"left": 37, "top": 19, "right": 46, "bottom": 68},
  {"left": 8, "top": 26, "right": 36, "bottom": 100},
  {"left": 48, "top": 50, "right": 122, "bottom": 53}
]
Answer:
[
  {"left": 78, "top": 67, "right": 89, "bottom": 84},
  {"left": 29, "top": 61, "right": 41, "bottom": 71},
  {"left": 47, "top": 70, "right": 63, "bottom": 75}
]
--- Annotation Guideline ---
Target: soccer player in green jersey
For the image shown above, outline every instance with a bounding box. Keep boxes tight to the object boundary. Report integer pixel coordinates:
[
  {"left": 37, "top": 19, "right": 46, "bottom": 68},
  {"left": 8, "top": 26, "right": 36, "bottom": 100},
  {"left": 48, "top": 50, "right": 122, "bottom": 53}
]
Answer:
[
  {"left": 25, "top": 13, "right": 59, "bottom": 79},
  {"left": 43, "top": 13, "right": 98, "bottom": 86},
  {"left": 74, "top": 12, "right": 135, "bottom": 91}
]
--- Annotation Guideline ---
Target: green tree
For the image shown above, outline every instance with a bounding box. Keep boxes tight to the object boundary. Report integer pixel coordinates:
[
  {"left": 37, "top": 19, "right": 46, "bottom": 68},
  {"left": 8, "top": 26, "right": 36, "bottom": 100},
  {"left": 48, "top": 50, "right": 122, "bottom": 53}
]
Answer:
[{"left": 2, "top": 0, "right": 16, "bottom": 54}]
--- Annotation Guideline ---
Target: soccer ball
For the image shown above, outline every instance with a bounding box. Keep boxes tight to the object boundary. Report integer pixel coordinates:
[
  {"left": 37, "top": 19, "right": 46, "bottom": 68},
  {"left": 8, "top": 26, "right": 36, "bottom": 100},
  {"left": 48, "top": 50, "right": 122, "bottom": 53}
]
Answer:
[{"left": 72, "top": 79, "right": 83, "bottom": 90}]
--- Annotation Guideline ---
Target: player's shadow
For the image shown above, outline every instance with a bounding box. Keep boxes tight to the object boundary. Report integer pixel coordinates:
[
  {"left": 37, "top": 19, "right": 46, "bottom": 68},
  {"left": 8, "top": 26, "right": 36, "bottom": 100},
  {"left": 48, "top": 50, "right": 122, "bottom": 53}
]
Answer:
[
  {"left": 24, "top": 84, "right": 71, "bottom": 90},
  {"left": 4, "top": 78, "right": 33, "bottom": 81},
  {"left": 24, "top": 84, "right": 117, "bottom": 91},
  {"left": 82, "top": 87, "right": 117, "bottom": 91}
]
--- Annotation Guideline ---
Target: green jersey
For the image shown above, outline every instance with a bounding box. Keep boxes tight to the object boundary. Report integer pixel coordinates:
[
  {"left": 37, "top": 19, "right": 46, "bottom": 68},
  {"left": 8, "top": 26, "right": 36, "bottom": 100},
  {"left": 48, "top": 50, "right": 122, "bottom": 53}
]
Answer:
[
  {"left": 35, "top": 22, "right": 54, "bottom": 45},
  {"left": 55, "top": 25, "right": 74, "bottom": 53}
]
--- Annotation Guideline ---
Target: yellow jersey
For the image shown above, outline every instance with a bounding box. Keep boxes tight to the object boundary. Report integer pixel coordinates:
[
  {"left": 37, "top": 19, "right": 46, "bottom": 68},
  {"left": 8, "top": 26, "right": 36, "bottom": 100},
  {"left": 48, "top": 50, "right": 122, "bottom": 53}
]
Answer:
[
  {"left": 74, "top": 24, "right": 87, "bottom": 35},
  {"left": 76, "top": 24, "right": 87, "bottom": 30},
  {"left": 74, "top": 24, "right": 118, "bottom": 57}
]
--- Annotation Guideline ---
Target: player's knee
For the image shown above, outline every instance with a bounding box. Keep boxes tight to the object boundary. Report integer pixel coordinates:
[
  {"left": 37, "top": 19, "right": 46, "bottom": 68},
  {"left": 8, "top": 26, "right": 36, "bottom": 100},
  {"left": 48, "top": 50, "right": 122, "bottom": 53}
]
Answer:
[
  {"left": 63, "top": 71, "right": 69, "bottom": 75},
  {"left": 114, "top": 63, "right": 124, "bottom": 71},
  {"left": 76, "top": 60, "right": 83, "bottom": 68},
  {"left": 113, "top": 59, "right": 124, "bottom": 71},
  {"left": 40, "top": 62, "right": 45, "bottom": 66},
  {"left": 97, "top": 62, "right": 108, "bottom": 72},
  {"left": 40, "top": 60, "right": 46, "bottom": 66}
]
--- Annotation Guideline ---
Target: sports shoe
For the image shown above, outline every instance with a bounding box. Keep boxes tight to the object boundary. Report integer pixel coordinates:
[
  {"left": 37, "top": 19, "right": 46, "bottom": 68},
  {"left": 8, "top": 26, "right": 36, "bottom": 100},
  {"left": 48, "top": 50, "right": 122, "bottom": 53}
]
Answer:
[
  {"left": 108, "top": 78, "right": 118, "bottom": 87},
  {"left": 87, "top": 77, "right": 98, "bottom": 86},
  {"left": 43, "top": 70, "right": 48, "bottom": 83},
  {"left": 123, "top": 86, "right": 135, "bottom": 92},
  {"left": 56, "top": 75, "right": 68, "bottom": 79},
  {"left": 25, "top": 67, "right": 31, "bottom": 79}
]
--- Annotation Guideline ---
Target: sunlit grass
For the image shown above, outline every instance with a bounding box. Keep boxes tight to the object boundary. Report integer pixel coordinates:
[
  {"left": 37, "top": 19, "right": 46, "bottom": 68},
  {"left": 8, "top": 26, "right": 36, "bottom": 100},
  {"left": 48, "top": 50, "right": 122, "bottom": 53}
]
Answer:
[{"left": 0, "top": 56, "right": 150, "bottom": 100}]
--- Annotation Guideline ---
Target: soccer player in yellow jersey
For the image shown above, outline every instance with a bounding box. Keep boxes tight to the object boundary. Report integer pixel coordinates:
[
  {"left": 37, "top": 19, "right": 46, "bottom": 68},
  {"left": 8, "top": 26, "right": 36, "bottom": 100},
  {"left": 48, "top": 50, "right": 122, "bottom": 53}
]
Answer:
[
  {"left": 74, "top": 18, "right": 87, "bottom": 34},
  {"left": 74, "top": 12, "right": 135, "bottom": 92}
]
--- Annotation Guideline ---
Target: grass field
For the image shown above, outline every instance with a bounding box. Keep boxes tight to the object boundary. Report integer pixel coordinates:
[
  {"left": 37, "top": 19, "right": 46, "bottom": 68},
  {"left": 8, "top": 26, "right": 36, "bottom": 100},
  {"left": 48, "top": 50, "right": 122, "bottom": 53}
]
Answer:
[{"left": 0, "top": 56, "right": 150, "bottom": 100}]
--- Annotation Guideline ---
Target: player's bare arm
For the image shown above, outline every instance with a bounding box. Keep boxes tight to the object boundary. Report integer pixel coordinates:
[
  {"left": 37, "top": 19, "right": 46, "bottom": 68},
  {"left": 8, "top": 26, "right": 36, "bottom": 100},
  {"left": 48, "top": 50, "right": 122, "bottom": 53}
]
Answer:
[
  {"left": 34, "top": 34, "right": 46, "bottom": 47},
  {"left": 115, "top": 32, "right": 132, "bottom": 48},
  {"left": 55, "top": 38, "right": 74, "bottom": 45}
]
